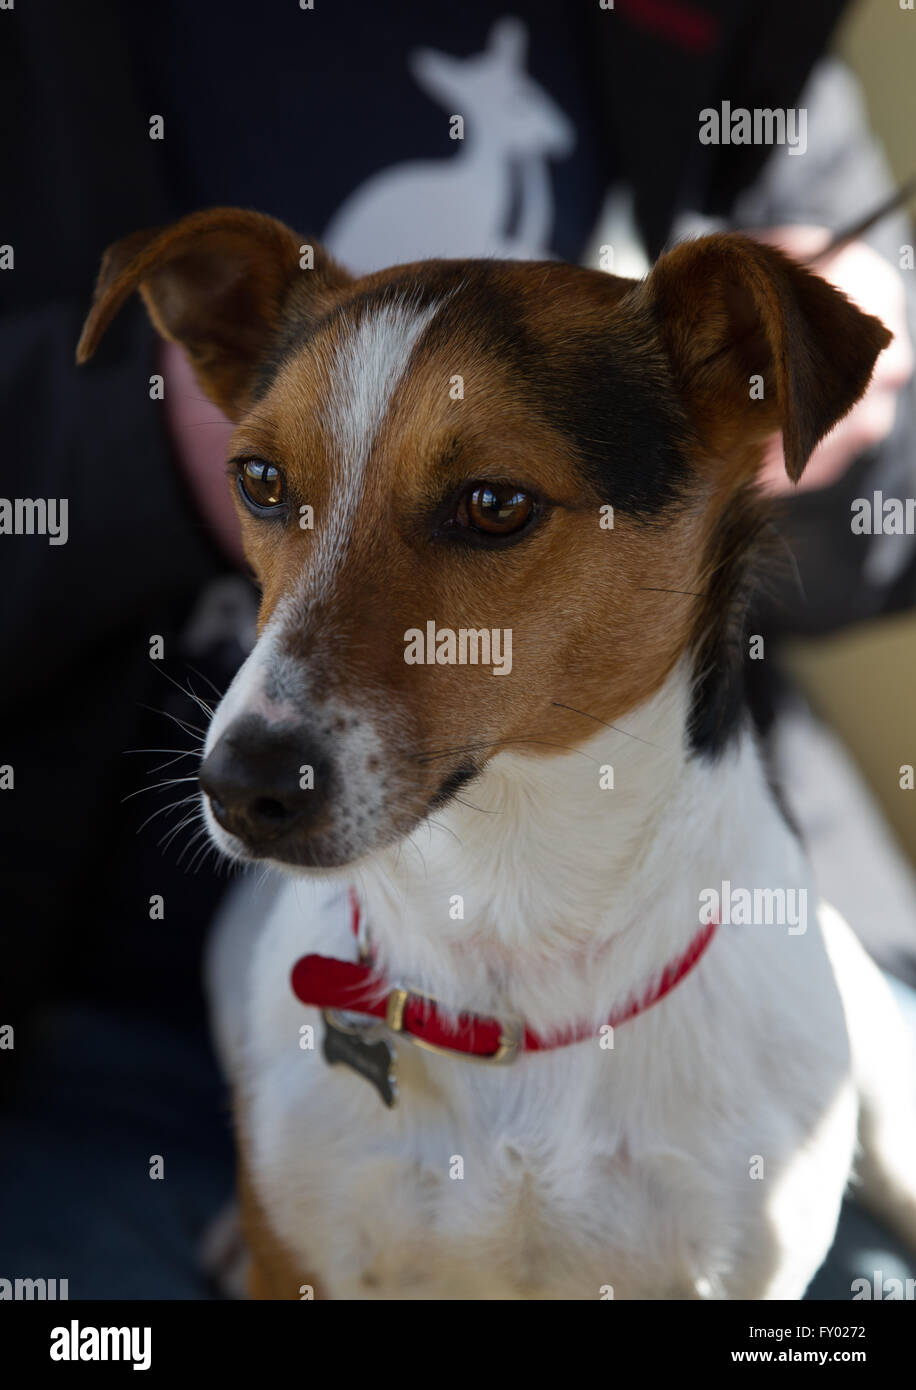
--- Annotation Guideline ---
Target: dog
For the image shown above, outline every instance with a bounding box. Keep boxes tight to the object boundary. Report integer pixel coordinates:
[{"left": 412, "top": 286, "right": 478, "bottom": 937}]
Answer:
[{"left": 78, "top": 207, "right": 916, "bottom": 1299}]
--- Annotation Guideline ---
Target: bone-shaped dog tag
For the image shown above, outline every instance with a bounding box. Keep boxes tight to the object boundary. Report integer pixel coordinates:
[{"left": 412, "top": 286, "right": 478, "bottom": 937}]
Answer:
[{"left": 322, "top": 1012, "right": 398, "bottom": 1108}]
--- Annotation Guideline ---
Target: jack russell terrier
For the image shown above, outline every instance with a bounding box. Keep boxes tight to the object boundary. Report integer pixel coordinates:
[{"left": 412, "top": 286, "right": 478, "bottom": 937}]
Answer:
[{"left": 78, "top": 207, "right": 916, "bottom": 1299}]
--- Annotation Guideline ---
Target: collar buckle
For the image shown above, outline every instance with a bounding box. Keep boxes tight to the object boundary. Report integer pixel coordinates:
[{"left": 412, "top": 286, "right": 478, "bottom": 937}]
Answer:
[{"left": 385, "top": 985, "right": 522, "bottom": 1065}]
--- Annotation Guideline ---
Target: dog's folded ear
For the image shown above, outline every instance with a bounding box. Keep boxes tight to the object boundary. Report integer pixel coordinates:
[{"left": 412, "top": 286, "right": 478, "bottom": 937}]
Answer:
[
  {"left": 646, "top": 233, "right": 892, "bottom": 482},
  {"left": 76, "top": 207, "right": 349, "bottom": 418}
]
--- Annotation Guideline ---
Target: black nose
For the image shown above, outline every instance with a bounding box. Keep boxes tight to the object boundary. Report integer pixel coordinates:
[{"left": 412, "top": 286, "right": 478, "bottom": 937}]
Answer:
[{"left": 199, "top": 715, "right": 330, "bottom": 848}]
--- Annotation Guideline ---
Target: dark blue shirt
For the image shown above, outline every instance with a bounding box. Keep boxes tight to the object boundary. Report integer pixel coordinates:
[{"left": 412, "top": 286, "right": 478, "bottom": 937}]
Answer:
[{"left": 127, "top": 2, "right": 608, "bottom": 269}]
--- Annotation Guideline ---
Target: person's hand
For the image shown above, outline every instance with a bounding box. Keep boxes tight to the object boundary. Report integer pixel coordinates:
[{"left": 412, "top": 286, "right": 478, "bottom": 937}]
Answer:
[
  {"left": 161, "top": 339, "right": 244, "bottom": 564},
  {"left": 749, "top": 225, "right": 913, "bottom": 495}
]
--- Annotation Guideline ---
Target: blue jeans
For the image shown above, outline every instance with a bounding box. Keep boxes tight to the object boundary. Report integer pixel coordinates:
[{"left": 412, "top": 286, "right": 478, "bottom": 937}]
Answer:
[{"left": 0, "top": 1006, "right": 234, "bottom": 1299}]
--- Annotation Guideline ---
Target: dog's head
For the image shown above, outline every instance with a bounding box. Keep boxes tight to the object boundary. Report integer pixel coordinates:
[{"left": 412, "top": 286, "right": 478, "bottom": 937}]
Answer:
[{"left": 79, "top": 208, "right": 890, "bottom": 868}]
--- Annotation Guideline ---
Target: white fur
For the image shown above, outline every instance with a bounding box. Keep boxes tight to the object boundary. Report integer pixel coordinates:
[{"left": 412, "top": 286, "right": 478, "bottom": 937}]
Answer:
[
  {"left": 200, "top": 600, "right": 301, "bottom": 858},
  {"left": 202, "top": 594, "right": 401, "bottom": 866},
  {"left": 206, "top": 660, "right": 916, "bottom": 1299},
  {"left": 312, "top": 298, "right": 442, "bottom": 598}
]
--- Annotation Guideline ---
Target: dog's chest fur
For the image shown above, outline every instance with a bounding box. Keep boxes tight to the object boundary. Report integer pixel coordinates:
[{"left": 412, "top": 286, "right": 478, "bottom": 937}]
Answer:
[{"left": 223, "top": 668, "right": 857, "bottom": 1299}]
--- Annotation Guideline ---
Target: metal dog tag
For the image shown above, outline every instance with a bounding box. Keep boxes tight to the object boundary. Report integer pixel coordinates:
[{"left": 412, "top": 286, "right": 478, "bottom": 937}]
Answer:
[{"left": 322, "top": 1011, "right": 398, "bottom": 1108}]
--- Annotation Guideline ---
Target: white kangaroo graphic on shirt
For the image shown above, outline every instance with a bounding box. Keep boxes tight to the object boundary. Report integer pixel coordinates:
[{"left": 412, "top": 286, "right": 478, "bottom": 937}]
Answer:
[{"left": 323, "top": 17, "right": 575, "bottom": 273}]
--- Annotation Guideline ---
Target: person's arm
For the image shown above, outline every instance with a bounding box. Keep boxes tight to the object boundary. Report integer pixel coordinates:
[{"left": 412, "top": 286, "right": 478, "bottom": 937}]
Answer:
[
  {"left": 731, "top": 57, "right": 916, "bottom": 499},
  {"left": 751, "top": 225, "right": 913, "bottom": 496},
  {"left": 732, "top": 57, "right": 913, "bottom": 274},
  {"left": 731, "top": 56, "right": 916, "bottom": 623}
]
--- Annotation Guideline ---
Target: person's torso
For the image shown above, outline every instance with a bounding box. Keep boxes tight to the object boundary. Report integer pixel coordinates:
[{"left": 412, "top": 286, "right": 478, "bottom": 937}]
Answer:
[{"left": 127, "top": 2, "right": 608, "bottom": 271}]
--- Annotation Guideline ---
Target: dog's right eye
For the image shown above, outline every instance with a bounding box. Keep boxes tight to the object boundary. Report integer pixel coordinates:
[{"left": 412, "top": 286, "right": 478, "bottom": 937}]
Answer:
[{"left": 236, "top": 459, "right": 287, "bottom": 514}]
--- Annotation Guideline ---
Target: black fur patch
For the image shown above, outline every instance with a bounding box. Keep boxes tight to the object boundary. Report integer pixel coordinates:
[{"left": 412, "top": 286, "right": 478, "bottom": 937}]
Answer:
[
  {"left": 522, "top": 333, "right": 691, "bottom": 516},
  {"left": 422, "top": 266, "right": 693, "bottom": 517},
  {"left": 687, "top": 488, "right": 773, "bottom": 759}
]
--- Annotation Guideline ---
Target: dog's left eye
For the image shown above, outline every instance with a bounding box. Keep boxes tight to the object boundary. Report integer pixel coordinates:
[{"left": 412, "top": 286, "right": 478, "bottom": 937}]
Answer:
[
  {"left": 237, "top": 459, "right": 286, "bottom": 513},
  {"left": 458, "top": 483, "right": 534, "bottom": 537}
]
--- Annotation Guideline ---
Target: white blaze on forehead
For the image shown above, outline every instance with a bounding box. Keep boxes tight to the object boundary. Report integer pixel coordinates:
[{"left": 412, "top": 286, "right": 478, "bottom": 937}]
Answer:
[
  {"left": 312, "top": 296, "right": 442, "bottom": 595},
  {"left": 205, "top": 298, "right": 446, "bottom": 749}
]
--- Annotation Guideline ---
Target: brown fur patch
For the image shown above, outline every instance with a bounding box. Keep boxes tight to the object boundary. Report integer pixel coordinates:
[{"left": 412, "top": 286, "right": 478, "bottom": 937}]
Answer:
[
  {"left": 236, "top": 1110, "right": 322, "bottom": 1301},
  {"left": 648, "top": 234, "right": 892, "bottom": 482},
  {"left": 76, "top": 208, "right": 350, "bottom": 417}
]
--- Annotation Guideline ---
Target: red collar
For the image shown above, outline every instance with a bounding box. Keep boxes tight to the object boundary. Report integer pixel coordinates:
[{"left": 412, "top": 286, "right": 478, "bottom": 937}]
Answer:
[{"left": 291, "top": 892, "right": 717, "bottom": 1065}]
